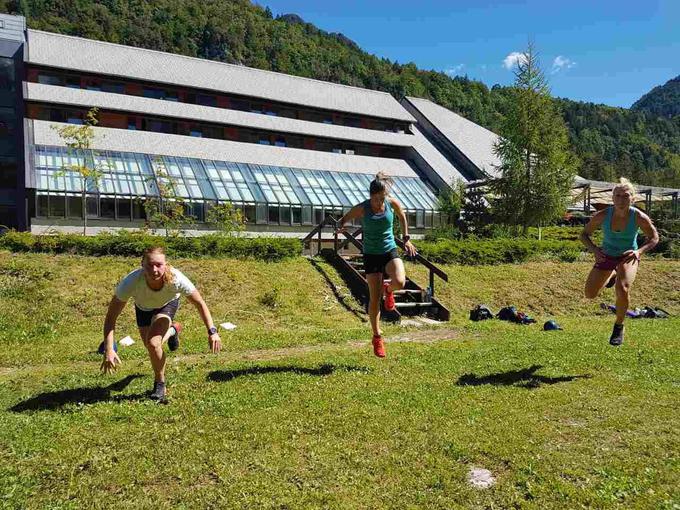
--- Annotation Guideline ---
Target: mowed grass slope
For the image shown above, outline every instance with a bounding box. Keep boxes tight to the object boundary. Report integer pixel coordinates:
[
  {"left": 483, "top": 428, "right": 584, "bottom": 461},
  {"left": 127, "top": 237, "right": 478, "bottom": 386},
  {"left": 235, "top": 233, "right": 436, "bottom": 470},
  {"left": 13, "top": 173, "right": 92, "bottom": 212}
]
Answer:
[{"left": 0, "top": 252, "right": 678, "bottom": 509}]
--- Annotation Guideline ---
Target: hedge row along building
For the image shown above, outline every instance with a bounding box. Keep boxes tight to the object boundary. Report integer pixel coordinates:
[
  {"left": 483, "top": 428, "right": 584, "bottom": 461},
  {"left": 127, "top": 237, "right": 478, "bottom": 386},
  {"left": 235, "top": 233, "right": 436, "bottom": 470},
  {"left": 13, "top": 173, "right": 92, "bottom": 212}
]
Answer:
[{"left": 0, "top": 13, "right": 505, "bottom": 234}]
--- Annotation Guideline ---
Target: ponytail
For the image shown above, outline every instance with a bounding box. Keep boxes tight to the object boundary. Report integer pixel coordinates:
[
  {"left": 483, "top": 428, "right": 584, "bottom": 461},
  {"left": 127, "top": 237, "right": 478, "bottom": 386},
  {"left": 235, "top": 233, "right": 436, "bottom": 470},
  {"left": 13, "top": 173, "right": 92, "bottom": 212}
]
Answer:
[{"left": 369, "top": 171, "right": 393, "bottom": 195}]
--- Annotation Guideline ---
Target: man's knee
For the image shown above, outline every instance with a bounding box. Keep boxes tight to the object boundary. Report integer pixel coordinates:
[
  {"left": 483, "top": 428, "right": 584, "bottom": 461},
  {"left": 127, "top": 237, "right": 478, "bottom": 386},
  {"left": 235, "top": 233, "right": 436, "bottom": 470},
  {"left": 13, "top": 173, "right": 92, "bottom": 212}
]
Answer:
[{"left": 145, "top": 335, "right": 162, "bottom": 349}]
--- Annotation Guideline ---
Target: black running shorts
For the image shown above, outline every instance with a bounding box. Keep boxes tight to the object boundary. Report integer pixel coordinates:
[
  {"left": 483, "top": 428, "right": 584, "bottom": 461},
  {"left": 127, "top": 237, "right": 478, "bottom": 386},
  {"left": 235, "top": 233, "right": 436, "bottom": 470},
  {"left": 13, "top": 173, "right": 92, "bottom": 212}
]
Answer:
[
  {"left": 363, "top": 248, "right": 400, "bottom": 275},
  {"left": 134, "top": 298, "right": 179, "bottom": 327}
]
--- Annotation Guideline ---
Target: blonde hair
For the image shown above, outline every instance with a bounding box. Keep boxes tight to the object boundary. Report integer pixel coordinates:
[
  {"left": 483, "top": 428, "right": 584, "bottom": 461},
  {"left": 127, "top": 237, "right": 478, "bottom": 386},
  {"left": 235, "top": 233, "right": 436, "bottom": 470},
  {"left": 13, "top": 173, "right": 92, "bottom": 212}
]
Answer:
[
  {"left": 142, "top": 246, "right": 174, "bottom": 284},
  {"left": 369, "top": 171, "right": 393, "bottom": 195},
  {"left": 613, "top": 177, "right": 636, "bottom": 197}
]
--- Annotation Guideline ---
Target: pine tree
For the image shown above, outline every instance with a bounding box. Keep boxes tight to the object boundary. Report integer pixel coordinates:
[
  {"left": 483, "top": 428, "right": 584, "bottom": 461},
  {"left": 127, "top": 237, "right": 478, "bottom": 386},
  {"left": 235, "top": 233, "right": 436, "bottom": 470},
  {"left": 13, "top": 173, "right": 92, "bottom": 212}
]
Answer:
[{"left": 491, "top": 44, "right": 577, "bottom": 233}]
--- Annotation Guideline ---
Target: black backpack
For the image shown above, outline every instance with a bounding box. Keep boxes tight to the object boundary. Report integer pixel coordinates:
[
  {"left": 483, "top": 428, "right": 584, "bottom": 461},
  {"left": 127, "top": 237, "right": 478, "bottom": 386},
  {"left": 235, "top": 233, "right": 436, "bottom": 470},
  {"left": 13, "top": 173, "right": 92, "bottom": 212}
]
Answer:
[
  {"left": 470, "top": 305, "right": 494, "bottom": 321},
  {"left": 497, "top": 306, "right": 537, "bottom": 325},
  {"left": 641, "top": 307, "right": 670, "bottom": 319}
]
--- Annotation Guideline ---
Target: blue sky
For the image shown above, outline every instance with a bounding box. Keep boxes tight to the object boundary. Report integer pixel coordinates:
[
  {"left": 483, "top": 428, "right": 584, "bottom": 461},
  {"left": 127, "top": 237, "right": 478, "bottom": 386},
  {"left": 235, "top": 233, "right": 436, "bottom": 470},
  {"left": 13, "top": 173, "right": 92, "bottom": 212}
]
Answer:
[{"left": 261, "top": 0, "right": 679, "bottom": 108}]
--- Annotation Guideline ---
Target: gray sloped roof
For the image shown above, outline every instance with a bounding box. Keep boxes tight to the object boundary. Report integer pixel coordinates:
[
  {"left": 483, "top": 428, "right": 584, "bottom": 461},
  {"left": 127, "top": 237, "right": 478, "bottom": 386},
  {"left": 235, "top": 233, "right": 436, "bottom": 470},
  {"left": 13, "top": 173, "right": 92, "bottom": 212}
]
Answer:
[
  {"left": 410, "top": 125, "right": 468, "bottom": 185},
  {"left": 405, "top": 97, "right": 501, "bottom": 177},
  {"left": 26, "top": 29, "right": 415, "bottom": 123},
  {"left": 31, "top": 120, "right": 419, "bottom": 178},
  {"left": 26, "top": 82, "right": 416, "bottom": 148}
]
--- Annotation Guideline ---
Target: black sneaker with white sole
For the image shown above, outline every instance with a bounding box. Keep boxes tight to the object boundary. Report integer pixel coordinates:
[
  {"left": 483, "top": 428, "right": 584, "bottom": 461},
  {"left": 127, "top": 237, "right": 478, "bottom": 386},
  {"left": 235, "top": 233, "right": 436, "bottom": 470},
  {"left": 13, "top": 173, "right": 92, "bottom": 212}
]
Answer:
[
  {"left": 609, "top": 323, "right": 624, "bottom": 346},
  {"left": 168, "top": 322, "right": 182, "bottom": 351},
  {"left": 150, "top": 381, "right": 166, "bottom": 400}
]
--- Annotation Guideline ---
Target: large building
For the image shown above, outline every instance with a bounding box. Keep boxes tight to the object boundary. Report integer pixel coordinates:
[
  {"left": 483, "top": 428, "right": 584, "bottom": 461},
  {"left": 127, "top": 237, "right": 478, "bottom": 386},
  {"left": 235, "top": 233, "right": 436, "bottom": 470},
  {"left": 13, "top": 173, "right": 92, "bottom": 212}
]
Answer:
[{"left": 0, "top": 13, "right": 502, "bottom": 234}]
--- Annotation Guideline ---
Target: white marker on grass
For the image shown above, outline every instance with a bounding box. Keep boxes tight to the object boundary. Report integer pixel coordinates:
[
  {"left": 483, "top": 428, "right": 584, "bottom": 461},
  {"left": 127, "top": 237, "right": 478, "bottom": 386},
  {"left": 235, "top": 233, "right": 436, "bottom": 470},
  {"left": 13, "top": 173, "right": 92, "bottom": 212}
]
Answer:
[
  {"left": 119, "top": 336, "right": 135, "bottom": 347},
  {"left": 468, "top": 467, "right": 495, "bottom": 489},
  {"left": 220, "top": 322, "right": 237, "bottom": 331}
]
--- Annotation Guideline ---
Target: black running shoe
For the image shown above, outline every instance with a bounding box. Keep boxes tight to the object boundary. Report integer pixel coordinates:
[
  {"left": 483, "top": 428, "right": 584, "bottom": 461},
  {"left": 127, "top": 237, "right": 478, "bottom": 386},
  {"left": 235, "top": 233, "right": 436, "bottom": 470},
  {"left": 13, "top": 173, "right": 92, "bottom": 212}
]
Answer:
[
  {"left": 609, "top": 323, "right": 624, "bottom": 346},
  {"left": 150, "top": 381, "right": 166, "bottom": 400},
  {"left": 168, "top": 322, "right": 182, "bottom": 352},
  {"left": 605, "top": 275, "right": 617, "bottom": 288}
]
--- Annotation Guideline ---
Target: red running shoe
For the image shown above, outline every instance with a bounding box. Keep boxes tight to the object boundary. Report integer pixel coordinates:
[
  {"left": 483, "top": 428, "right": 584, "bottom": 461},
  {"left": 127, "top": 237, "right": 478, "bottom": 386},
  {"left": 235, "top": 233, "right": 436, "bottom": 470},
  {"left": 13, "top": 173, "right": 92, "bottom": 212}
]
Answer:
[
  {"left": 383, "top": 281, "right": 396, "bottom": 311},
  {"left": 372, "top": 334, "right": 386, "bottom": 358}
]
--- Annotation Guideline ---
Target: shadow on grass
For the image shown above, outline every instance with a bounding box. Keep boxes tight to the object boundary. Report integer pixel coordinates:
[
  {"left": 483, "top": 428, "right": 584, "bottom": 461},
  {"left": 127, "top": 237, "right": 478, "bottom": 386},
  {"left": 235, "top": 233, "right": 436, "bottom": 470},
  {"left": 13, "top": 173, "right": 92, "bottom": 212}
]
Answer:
[
  {"left": 208, "top": 363, "right": 369, "bottom": 382},
  {"left": 456, "top": 365, "right": 591, "bottom": 390},
  {"left": 9, "top": 374, "right": 146, "bottom": 412},
  {"left": 308, "top": 258, "right": 367, "bottom": 322}
]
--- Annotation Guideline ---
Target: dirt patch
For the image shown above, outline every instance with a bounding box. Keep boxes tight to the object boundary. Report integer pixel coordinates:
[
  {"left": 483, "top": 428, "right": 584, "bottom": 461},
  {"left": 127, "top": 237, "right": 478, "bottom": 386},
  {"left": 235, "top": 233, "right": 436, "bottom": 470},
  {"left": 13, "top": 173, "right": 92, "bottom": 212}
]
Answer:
[{"left": 0, "top": 329, "right": 462, "bottom": 377}]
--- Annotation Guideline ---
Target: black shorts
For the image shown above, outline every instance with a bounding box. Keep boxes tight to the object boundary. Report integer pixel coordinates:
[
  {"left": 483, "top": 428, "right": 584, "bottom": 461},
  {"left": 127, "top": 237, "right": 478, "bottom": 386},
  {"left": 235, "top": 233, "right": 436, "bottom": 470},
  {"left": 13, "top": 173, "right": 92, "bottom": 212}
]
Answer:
[
  {"left": 134, "top": 298, "right": 179, "bottom": 327},
  {"left": 363, "top": 248, "right": 400, "bottom": 275}
]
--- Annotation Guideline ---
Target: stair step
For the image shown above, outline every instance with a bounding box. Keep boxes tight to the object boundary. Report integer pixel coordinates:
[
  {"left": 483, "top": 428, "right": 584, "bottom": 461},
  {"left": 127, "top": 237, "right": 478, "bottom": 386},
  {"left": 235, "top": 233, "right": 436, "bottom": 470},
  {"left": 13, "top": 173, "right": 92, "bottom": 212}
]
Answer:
[
  {"left": 394, "top": 302, "right": 433, "bottom": 309},
  {"left": 393, "top": 289, "right": 423, "bottom": 295}
]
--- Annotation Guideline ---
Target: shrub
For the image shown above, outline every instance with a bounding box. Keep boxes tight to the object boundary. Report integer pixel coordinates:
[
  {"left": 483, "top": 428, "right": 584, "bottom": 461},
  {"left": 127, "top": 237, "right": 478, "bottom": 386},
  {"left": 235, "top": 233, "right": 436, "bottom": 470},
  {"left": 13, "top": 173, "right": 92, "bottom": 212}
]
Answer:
[
  {"left": 0, "top": 231, "right": 301, "bottom": 261},
  {"left": 416, "top": 238, "right": 587, "bottom": 265}
]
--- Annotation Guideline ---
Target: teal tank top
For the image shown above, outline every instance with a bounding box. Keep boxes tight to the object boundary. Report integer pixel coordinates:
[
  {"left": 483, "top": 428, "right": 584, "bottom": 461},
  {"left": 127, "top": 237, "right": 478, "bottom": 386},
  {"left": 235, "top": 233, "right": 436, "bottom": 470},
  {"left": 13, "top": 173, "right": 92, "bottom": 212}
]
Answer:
[
  {"left": 602, "top": 207, "right": 639, "bottom": 257},
  {"left": 361, "top": 199, "right": 398, "bottom": 255}
]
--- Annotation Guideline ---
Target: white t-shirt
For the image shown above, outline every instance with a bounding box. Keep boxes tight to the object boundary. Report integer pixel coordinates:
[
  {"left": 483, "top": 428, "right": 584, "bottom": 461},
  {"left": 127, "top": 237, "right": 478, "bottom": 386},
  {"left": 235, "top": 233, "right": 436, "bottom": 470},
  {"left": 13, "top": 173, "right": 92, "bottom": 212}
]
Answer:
[{"left": 115, "top": 267, "right": 196, "bottom": 311}]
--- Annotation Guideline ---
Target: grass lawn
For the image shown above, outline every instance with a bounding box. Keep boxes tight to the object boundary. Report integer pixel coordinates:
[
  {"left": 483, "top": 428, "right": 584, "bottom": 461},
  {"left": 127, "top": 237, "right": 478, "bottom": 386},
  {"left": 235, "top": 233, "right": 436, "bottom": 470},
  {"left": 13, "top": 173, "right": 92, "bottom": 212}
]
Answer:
[{"left": 0, "top": 252, "right": 678, "bottom": 508}]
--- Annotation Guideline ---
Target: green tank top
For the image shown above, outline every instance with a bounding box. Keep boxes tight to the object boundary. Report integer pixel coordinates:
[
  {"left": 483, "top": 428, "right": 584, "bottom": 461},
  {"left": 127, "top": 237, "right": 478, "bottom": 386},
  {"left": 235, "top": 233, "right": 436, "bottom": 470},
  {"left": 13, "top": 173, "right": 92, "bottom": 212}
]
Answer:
[
  {"left": 602, "top": 207, "right": 639, "bottom": 257},
  {"left": 361, "top": 199, "right": 397, "bottom": 255}
]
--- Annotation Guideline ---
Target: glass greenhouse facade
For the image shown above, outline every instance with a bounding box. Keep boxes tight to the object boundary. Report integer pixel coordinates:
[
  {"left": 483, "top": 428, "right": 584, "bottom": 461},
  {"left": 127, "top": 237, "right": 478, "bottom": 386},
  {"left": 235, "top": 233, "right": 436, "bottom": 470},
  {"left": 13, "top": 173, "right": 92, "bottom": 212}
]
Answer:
[{"left": 32, "top": 145, "right": 445, "bottom": 229}]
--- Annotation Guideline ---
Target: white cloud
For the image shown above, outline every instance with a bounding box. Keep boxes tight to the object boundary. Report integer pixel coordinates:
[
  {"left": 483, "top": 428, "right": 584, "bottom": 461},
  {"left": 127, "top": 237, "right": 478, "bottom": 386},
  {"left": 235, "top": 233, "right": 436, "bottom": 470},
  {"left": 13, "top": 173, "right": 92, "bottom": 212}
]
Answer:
[
  {"left": 444, "top": 64, "right": 465, "bottom": 76},
  {"left": 551, "top": 55, "right": 576, "bottom": 74},
  {"left": 502, "top": 51, "right": 526, "bottom": 70}
]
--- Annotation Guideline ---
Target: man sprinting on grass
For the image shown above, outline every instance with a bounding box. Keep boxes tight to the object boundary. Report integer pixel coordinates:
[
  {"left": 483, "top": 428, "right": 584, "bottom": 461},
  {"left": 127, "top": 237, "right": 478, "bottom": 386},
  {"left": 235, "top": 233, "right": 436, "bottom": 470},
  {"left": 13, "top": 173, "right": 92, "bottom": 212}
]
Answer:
[{"left": 100, "top": 246, "right": 222, "bottom": 400}]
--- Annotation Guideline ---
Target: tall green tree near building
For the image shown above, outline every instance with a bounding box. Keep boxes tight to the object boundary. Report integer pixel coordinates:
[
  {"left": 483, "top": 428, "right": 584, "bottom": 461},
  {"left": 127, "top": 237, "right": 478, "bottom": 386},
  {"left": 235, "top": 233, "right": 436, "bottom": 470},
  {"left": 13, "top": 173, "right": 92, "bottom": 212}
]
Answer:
[{"left": 492, "top": 44, "right": 577, "bottom": 233}]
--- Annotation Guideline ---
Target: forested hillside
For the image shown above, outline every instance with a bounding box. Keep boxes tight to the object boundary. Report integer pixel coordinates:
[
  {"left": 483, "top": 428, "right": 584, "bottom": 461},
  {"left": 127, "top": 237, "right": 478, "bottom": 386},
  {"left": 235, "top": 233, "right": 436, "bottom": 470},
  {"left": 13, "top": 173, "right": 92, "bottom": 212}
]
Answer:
[
  {"left": 632, "top": 75, "right": 680, "bottom": 119},
  {"left": 3, "top": 0, "right": 678, "bottom": 187}
]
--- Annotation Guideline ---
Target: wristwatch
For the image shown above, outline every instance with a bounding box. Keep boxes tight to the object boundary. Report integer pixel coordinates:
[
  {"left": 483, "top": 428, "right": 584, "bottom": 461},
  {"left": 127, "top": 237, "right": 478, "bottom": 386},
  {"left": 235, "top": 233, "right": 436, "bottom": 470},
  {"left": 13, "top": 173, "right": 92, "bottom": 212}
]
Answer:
[
  {"left": 402, "top": 235, "right": 411, "bottom": 242},
  {"left": 207, "top": 326, "right": 218, "bottom": 336}
]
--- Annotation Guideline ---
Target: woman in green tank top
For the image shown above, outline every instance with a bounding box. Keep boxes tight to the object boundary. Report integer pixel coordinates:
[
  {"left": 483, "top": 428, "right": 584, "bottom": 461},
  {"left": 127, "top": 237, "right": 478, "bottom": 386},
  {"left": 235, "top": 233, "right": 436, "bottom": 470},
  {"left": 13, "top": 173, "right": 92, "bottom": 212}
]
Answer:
[
  {"left": 580, "top": 178, "right": 659, "bottom": 346},
  {"left": 337, "top": 172, "right": 417, "bottom": 358}
]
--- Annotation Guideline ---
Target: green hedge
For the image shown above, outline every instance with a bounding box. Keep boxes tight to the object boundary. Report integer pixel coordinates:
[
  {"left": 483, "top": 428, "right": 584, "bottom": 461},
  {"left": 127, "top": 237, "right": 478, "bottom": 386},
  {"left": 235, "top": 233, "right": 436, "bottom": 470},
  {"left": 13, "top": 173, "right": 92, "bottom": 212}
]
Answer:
[
  {"left": 416, "top": 238, "right": 585, "bottom": 265},
  {"left": 0, "top": 231, "right": 301, "bottom": 261}
]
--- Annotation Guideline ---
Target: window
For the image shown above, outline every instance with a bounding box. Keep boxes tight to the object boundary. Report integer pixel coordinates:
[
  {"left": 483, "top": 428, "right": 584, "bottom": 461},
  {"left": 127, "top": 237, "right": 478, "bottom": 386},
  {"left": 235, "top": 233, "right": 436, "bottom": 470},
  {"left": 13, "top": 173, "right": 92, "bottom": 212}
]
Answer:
[
  {"left": 268, "top": 205, "right": 279, "bottom": 224},
  {"left": 49, "top": 195, "right": 66, "bottom": 217},
  {"left": 127, "top": 119, "right": 137, "bottom": 130},
  {"left": 117, "top": 198, "right": 131, "bottom": 220},
  {"left": 302, "top": 206, "right": 312, "bottom": 225},
  {"left": 274, "top": 137, "right": 286, "bottom": 147},
  {"left": 37, "top": 195, "right": 48, "bottom": 216},
  {"left": 292, "top": 207, "right": 301, "bottom": 225},
  {"left": 190, "top": 130, "right": 202, "bottom": 137},
  {"left": 132, "top": 200, "right": 146, "bottom": 220},
  {"left": 145, "top": 119, "right": 173, "bottom": 134},
  {"left": 67, "top": 196, "right": 82, "bottom": 218},
  {"left": 256, "top": 203, "right": 267, "bottom": 224},
  {"left": 280, "top": 206, "right": 291, "bottom": 225},
  {"left": 100, "top": 197, "right": 115, "bottom": 219},
  {"left": 38, "top": 73, "right": 61, "bottom": 86},
  {"left": 244, "top": 204, "right": 256, "bottom": 224},
  {"left": 232, "top": 99, "right": 250, "bottom": 111},
  {"left": 258, "top": 138, "right": 271, "bottom": 145},
  {"left": 102, "top": 82, "right": 125, "bottom": 94},
  {"left": 196, "top": 94, "right": 217, "bottom": 107},
  {"left": 86, "top": 196, "right": 98, "bottom": 218}
]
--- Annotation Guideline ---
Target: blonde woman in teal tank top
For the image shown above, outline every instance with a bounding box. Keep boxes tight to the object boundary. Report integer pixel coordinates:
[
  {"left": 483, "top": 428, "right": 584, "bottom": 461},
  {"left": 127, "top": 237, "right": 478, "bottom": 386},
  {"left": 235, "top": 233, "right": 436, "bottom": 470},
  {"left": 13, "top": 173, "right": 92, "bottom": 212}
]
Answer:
[
  {"left": 580, "top": 178, "right": 659, "bottom": 346},
  {"left": 337, "top": 172, "right": 417, "bottom": 358}
]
